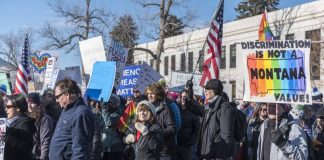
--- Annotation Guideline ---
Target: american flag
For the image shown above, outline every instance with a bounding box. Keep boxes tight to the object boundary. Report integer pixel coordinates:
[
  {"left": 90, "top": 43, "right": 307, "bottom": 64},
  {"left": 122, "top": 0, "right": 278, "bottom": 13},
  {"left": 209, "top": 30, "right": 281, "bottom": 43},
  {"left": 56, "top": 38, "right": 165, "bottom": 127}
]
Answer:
[
  {"left": 200, "top": 0, "right": 224, "bottom": 86},
  {"left": 14, "top": 33, "right": 30, "bottom": 96}
]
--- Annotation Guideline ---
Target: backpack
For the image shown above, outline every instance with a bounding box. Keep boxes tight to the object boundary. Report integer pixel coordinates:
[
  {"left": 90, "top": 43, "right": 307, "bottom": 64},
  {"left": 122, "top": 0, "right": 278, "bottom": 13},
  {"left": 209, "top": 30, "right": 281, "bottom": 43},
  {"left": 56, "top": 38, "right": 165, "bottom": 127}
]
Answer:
[
  {"left": 285, "top": 123, "right": 315, "bottom": 160},
  {"left": 215, "top": 98, "right": 247, "bottom": 142}
]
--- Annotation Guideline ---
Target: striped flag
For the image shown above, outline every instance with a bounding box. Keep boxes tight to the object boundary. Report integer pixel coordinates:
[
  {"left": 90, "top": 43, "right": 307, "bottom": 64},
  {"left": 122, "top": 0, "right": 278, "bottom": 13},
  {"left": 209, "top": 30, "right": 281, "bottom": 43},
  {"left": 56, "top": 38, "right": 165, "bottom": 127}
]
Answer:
[
  {"left": 258, "top": 9, "right": 273, "bottom": 41},
  {"left": 200, "top": 0, "right": 224, "bottom": 86},
  {"left": 116, "top": 100, "right": 136, "bottom": 133},
  {"left": 14, "top": 33, "right": 30, "bottom": 96}
]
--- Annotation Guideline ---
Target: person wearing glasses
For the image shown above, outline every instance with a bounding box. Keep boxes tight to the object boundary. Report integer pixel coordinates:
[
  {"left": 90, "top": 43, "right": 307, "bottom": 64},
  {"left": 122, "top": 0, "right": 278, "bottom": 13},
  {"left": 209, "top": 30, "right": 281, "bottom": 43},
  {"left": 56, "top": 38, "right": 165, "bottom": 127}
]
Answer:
[
  {"left": 49, "top": 79, "right": 95, "bottom": 160},
  {"left": 4, "top": 94, "right": 35, "bottom": 160},
  {"left": 245, "top": 103, "right": 268, "bottom": 160},
  {"left": 257, "top": 103, "right": 308, "bottom": 160}
]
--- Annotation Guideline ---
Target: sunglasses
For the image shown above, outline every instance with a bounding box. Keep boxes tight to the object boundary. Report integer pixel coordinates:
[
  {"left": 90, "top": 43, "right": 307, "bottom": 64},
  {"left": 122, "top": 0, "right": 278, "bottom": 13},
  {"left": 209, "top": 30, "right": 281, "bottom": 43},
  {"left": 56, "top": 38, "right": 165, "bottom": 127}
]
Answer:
[
  {"left": 261, "top": 108, "right": 267, "bottom": 112},
  {"left": 6, "top": 105, "right": 14, "bottom": 109},
  {"left": 55, "top": 92, "right": 65, "bottom": 100}
]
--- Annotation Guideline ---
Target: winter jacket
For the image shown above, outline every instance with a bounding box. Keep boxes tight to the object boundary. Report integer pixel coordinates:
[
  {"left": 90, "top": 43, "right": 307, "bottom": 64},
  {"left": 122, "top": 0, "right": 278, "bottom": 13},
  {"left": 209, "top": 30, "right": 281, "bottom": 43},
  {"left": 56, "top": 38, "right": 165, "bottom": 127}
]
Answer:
[
  {"left": 49, "top": 98, "right": 95, "bottom": 160},
  {"left": 4, "top": 115, "right": 35, "bottom": 160},
  {"left": 127, "top": 122, "right": 162, "bottom": 160},
  {"left": 196, "top": 96, "right": 235, "bottom": 159},
  {"left": 32, "top": 113, "right": 54, "bottom": 160},
  {"left": 177, "top": 102, "right": 200, "bottom": 146},
  {"left": 246, "top": 117, "right": 263, "bottom": 160},
  {"left": 154, "top": 102, "right": 176, "bottom": 156},
  {"left": 167, "top": 100, "right": 181, "bottom": 132},
  {"left": 314, "top": 128, "right": 324, "bottom": 160},
  {"left": 91, "top": 113, "right": 102, "bottom": 160},
  {"left": 100, "top": 108, "right": 124, "bottom": 152},
  {"left": 257, "top": 117, "right": 308, "bottom": 160}
]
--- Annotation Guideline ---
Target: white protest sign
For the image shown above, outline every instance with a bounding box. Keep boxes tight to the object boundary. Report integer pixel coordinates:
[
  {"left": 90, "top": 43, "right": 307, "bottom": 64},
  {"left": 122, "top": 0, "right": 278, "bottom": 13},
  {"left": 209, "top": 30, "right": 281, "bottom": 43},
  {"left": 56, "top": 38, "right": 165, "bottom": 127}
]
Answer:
[
  {"left": 170, "top": 71, "right": 204, "bottom": 96},
  {"left": 0, "top": 118, "right": 6, "bottom": 160},
  {"left": 79, "top": 36, "right": 106, "bottom": 76},
  {"left": 44, "top": 57, "right": 57, "bottom": 84},
  {"left": 106, "top": 39, "right": 129, "bottom": 87},
  {"left": 241, "top": 40, "right": 312, "bottom": 104},
  {"left": 136, "top": 62, "right": 163, "bottom": 93}
]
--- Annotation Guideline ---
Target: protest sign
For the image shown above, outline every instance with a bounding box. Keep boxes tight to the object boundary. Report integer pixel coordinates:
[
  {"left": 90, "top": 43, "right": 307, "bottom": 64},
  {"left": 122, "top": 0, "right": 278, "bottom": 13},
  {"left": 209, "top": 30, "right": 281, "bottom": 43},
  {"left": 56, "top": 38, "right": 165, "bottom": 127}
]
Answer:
[
  {"left": 85, "top": 61, "right": 116, "bottom": 102},
  {"left": 106, "top": 39, "right": 129, "bottom": 87},
  {"left": 170, "top": 71, "right": 204, "bottom": 96},
  {"left": 0, "top": 118, "right": 6, "bottom": 160},
  {"left": 29, "top": 52, "right": 51, "bottom": 73},
  {"left": 65, "top": 66, "right": 82, "bottom": 85},
  {"left": 79, "top": 36, "right": 106, "bottom": 76},
  {"left": 0, "top": 73, "right": 11, "bottom": 95},
  {"left": 116, "top": 65, "right": 141, "bottom": 97},
  {"left": 136, "top": 62, "right": 163, "bottom": 93},
  {"left": 241, "top": 40, "right": 312, "bottom": 104}
]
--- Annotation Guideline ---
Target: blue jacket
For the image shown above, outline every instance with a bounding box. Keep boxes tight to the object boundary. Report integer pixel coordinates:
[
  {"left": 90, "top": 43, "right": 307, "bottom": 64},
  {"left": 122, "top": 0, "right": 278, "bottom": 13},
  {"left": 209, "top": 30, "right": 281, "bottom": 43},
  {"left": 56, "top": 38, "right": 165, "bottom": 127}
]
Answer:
[{"left": 49, "top": 98, "right": 95, "bottom": 160}]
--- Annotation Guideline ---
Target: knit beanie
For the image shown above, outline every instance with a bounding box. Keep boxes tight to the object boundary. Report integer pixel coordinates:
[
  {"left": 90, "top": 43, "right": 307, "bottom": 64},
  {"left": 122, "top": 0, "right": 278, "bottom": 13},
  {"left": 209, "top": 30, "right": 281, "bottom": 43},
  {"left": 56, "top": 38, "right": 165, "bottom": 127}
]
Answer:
[{"left": 204, "top": 79, "right": 223, "bottom": 95}]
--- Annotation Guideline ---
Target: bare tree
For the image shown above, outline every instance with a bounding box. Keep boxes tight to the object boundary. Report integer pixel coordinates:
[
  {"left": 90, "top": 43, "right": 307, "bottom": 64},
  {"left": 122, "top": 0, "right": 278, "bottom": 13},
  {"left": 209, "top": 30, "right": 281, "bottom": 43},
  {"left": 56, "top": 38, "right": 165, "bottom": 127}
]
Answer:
[
  {"left": 40, "top": 0, "right": 114, "bottom": 53},
  {"left": 134, "top": 0, "right": 195, "bottom": 72},
  {"left": 0, "top": 28, "right": 36, "bottom": 68},
  {"left": 272, "top": 6, "right": 300, "bottom": 38}
]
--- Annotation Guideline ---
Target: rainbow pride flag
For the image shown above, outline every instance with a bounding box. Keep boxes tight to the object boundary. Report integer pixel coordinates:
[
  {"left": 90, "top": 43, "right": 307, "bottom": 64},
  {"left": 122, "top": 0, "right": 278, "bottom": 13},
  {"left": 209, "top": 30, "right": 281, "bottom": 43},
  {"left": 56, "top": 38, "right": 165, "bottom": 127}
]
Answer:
[
  {"left": 116, "top": 100, "right": 136, "bottom": 133},
  {"left": 258, "top": 10, "right": 273, "bottom": 41}
]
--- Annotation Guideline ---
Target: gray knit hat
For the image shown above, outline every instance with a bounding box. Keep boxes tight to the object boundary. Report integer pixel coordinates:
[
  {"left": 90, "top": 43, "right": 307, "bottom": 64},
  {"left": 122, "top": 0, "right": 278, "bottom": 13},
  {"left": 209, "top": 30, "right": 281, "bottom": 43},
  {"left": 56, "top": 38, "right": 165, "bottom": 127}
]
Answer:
[{"left": 137, "top": 100, "right": 156, "bottom": 115}]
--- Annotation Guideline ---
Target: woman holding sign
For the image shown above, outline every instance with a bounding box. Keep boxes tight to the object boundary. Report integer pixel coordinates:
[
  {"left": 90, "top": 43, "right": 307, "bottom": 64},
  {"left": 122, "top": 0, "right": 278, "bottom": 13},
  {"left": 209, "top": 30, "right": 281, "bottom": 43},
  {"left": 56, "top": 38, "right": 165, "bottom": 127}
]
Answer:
[{"left": 4, "top": 94, "right": 35, "bottom": 160}]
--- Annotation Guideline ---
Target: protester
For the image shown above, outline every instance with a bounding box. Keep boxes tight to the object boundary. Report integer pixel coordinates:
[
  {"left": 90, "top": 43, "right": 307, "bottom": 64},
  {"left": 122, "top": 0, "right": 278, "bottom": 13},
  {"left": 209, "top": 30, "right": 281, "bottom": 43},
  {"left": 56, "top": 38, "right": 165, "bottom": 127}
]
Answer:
[
  {"left": 132, "top": 89, "right": 147, "bottom": 105},
  {"left": 42, "top": 89, "right": 61, "bottom": 128},
  {"left": 124, "top": 100, "right": 162, "bottom": 160},
  {"left": 257, "top": 103, "right": 308, "bottom": 160},
  {"left": 145, "top": 83, "right": 176, "bottom": 160},
  {"left": 0, "top": 94, "right": 6, "bottom": 117},
  {"left": 194, "top": 79, "right": 236, "bottom": 159},
  {"left": 27, "top": 92, "right": 54, "bottom": 160},
  {"left": 100, "top": 94, "right": 124, "bottom": 160},
  {"left": 245, "top": 103, "right": 268, "bottom": 160},
  {"left": 49, "top": 79, "right": 95, "bottom": 160},
  {"left": 176, "top": 89, "right": 200, "bottom": 160},
  {"left": 313, "top": 107, "right": 324, "bottom": 160},
  {"left": 4, "top": 94, "right": 35, "bottom": 160}
]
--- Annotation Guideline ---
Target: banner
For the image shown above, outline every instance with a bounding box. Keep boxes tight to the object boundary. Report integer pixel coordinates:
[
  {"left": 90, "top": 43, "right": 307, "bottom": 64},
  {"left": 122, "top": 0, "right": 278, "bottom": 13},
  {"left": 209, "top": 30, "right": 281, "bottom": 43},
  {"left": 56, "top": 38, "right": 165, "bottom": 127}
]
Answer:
[
  {"left": 0, "top": 118, "right": 6, "bottom": 160},
  {"left": 0, "top": 73, "right": 11, "bottom": 95},
  {"left": 85, "top": 62, "right": 116, "bottom": 102},
  {"left": 116, "top": 65, "right": 141, "bottom": 97},
  {"left": 241, "top": 40, "right": 312, "bottom": 104},
  {"left": 170, "top": 71, "right": 204, "bottom": 96},
  {"left": 29, "top": 52, "right": 51, "bottom": 73},
  {"left": 136, "top": 62, "right": 162, "bottom": 93},
  {"left": 79, "top": 36, "right": 106, "bottom": 76},
  {"left": 106, "top": 39, "right": 129, "bottom": 87}
]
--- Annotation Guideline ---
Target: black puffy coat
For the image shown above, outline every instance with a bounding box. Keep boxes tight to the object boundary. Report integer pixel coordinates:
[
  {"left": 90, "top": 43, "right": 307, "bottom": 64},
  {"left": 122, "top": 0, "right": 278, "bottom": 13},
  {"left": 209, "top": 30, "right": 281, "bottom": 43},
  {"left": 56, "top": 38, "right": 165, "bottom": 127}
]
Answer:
[{"left": 4, "top": 115, "right": 35, "bottom": 160}]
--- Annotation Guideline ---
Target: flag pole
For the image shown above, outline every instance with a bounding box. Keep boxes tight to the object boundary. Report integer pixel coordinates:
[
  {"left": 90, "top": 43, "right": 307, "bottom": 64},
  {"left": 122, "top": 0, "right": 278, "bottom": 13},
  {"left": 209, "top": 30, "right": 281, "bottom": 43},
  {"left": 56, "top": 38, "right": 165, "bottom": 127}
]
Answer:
[{"left": 190, "top": 0, "right": 224, "bottom": 81}]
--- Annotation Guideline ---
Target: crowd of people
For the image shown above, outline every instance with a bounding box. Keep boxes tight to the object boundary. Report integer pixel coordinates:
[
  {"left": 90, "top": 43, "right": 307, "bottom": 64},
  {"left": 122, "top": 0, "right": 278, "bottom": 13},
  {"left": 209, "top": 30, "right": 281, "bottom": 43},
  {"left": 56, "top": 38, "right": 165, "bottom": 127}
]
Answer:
[{"left": 0, "top": 78, "right": 323, "bottom": 160}]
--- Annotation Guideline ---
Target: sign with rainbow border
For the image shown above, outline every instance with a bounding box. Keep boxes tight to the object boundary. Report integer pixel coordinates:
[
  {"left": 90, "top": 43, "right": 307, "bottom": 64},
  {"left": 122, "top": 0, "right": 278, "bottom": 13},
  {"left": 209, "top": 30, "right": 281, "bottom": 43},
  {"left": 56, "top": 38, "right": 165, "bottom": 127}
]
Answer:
[{"left": 241, "top": 40, "right": 312, "bottom": 104}]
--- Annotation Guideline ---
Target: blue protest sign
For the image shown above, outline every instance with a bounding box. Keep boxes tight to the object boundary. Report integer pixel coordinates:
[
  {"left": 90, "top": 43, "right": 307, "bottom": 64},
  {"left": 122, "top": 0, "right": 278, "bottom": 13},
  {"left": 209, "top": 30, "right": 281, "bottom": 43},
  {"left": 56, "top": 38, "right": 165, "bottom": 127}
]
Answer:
[
  {"left": 117, "top": 65, "right": 141, "bottom": 97},
  {"left": 85, "top": 61, "right": 116, "bottom": 102}
]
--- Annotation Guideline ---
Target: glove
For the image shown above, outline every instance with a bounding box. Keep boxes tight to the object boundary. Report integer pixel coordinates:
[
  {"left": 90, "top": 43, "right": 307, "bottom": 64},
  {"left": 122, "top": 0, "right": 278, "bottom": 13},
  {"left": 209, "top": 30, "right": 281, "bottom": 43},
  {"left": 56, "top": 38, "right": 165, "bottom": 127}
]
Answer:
[
  {"left": 312, "top": 139, "right": 322, "bottom": 151},
  {"left": 135, "top": 122, "right": 149, "bottom": 135},
  {"left": 271, "top": 129, "right": 287, "bottom": 148},
  {"left": 125, "top": 134, "right": 135, "bottom": 144},
  {"left": 186, "top": 79, "right": 193, "bottom": 89}
]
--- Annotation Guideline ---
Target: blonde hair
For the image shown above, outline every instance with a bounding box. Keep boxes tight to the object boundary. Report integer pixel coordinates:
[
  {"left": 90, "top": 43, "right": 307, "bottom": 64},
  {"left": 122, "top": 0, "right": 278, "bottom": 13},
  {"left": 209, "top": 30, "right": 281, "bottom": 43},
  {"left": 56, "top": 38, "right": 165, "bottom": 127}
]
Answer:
[{"left": 135, "top": 103, "right": 155, "bottom": 123}]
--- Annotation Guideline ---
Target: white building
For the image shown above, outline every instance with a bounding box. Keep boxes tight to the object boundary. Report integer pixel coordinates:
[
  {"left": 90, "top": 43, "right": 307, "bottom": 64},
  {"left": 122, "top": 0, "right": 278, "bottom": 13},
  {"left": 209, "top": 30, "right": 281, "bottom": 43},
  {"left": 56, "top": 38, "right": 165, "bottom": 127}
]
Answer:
[{"left": 133, "top": 0, "right": 324, "bottom": 99}]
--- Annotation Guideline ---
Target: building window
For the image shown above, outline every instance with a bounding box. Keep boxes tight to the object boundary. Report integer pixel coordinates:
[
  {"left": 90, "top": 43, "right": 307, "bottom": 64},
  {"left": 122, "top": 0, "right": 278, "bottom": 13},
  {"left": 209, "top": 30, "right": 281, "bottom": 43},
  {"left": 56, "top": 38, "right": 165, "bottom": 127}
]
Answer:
[
  {"left": 230, "top": 44, "right": 236, "bottom": 68},
  {"left": 164, "top": 56, "right": 169, "bottom": 75},
  {"left": 171, "top": 55, "right": 176, "bottom": 71},
  {"left": 285, "top": 34, "right": 294, "bottom": 40},
  {"left": 220, "top": 46, "right": 226, "bottom": 69},
  {"left": 273, "top": 36, "right": 281, "bottom": 40},
  {"left": 150, "top": 59, "right": 153, "bottom": 68},
  {"left": 180, "top": 53, "right": 185, "bottom": 71},
  {"left": 199, "top": 50, "right": 204, "bottom": 72},
  {"left": 188, "top": 52, "right": 193, "bottom": 72},
  {"left": 306, "top": 29, "right": 321, "bottom": 80},
  {"left": 230, "top": 81, "right": 236, "bottom": 99}
]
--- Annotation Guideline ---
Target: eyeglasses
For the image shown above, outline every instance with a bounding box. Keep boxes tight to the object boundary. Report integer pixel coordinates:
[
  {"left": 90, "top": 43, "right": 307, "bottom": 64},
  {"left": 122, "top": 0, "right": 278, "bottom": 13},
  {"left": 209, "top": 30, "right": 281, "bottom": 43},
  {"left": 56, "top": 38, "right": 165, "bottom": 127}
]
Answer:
[
  {"left": 6, "top": 105, "right": 14, "bottom": 109},
  {"left": 261, "top": 109, "right": 267, "bottom": 112},
  {"left": 55, "top": 92, "right": 65, "bottom": 100}
]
